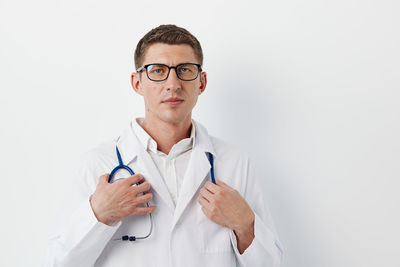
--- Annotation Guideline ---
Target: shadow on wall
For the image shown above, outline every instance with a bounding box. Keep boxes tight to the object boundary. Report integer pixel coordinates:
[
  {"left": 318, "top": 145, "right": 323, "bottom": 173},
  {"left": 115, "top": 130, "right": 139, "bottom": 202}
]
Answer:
[{"left": 209, "top": 59, "right": 311, "bottom": 266}]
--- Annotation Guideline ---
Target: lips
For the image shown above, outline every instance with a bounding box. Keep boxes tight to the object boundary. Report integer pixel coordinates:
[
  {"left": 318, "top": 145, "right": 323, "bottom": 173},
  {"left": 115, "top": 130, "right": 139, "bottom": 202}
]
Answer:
[
  {"left": 162, "top": 97, "right": 184, "bottom": 107},
  {"left": 162, "top": 97, "right": 184, "bottom": 103}
]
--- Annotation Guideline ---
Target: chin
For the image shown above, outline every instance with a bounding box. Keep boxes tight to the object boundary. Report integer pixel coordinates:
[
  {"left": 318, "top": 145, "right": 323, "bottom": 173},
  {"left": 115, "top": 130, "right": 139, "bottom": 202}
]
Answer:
[{"left": 159, "top": 112, "right": 189, "bottom": 125}]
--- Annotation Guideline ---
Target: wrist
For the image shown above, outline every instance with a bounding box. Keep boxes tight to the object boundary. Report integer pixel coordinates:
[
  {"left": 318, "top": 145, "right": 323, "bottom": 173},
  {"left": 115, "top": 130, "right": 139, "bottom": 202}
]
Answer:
[
  {"left": 235, "top": 210, "right": 255, "bottom": 235},
  {"left": 90, "top": 198, "right": 111, "bottom": 225},
  {"left": 233, "top": 211, "right": 255, "bottom": 254}
]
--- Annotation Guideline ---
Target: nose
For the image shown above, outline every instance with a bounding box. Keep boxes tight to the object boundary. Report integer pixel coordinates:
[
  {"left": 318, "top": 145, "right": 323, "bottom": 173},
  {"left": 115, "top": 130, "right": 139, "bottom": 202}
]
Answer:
[{"left": 165, "top": 68, "right": 182, "bottom": 91}]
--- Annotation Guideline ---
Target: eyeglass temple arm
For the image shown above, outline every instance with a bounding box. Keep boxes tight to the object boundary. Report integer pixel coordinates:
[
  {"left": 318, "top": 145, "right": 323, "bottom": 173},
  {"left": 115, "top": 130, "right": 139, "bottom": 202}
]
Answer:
[{"left": 136, "top": 65, "right": 145, "bottom": 72}]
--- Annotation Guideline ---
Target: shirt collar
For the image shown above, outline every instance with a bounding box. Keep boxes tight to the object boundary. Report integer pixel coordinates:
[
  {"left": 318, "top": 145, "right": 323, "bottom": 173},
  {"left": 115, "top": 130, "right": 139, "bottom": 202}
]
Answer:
[
  {"left": 116, "top": 118, "right": 216, "bottom": 167},
  {"left": 132, "top": 117, "right": 196, "bottom": 158}
]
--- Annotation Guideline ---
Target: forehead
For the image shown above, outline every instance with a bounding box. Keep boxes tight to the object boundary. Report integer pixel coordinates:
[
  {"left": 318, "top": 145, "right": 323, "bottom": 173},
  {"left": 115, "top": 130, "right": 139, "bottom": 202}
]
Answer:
[{"left": 142, "top": 43, "right": 198, "bottom": 65}]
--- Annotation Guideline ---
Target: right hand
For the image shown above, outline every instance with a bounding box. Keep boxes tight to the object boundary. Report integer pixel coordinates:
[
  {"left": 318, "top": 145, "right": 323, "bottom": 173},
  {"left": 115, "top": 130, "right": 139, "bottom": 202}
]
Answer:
[{"left": 90, "top": 173, "right": 157, "bottom": 225}]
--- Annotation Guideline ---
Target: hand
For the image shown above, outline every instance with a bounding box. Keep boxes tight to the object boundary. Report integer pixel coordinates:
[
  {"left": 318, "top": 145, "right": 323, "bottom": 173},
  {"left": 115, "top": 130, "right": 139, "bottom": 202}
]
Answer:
[
  {"left": 90, "top": 173, "right": 157, "bottom": 225},
  {"left": 198, "top": 178, "right": 255, "bottom": 254},
  {"left": 198, "top": 178, "right": 254, "bottom": 232}
]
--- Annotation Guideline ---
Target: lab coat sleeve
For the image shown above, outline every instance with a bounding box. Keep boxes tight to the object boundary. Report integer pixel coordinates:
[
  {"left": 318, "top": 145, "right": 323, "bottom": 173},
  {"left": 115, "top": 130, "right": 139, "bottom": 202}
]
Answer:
[
  {"left": 229, "top": 156, "right": 284, "bottom": 267},
  {"left": 42, "top": 153, "right": 122, "bottom": 267}
]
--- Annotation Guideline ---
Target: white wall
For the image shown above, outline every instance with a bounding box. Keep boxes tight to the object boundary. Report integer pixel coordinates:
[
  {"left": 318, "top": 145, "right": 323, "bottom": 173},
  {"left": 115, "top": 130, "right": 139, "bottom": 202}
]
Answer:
[{"left": 1, "top": 0, "right": 399, "bottom": 266}]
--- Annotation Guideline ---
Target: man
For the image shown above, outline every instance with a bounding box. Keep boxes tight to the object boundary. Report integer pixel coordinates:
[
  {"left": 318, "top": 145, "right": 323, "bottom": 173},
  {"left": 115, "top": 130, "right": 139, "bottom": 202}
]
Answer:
[{"left": 43, "top": 24, "right": 283, "bottom": 267}]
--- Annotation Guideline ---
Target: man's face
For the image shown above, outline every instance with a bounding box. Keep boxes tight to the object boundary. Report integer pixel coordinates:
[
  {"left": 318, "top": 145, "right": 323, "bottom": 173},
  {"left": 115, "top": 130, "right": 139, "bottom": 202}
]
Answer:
[{"left": 131, "top": 43, "right": 207, "bottom": 125}]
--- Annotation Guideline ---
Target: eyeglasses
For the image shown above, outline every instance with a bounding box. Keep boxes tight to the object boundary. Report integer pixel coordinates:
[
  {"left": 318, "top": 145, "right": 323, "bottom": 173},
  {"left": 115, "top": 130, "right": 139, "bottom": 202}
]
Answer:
[{"left": 136, "top": 63, "right": 202, "bottom": 82}]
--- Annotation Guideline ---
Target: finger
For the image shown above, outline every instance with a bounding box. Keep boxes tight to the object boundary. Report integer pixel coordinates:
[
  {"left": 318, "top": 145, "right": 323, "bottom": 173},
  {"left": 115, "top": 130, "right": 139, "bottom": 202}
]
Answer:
[
  {"left": 215, "top": 178, "right": 233, "bottom": 191},
  {"left": 204, "top": 180, "right": 220, "bottom": 193},
  {"left": 215, "top": 178, "right": 227, "bottom": 187},
  {"left": 132, "top": 181, "right": 151, "bottom": 194},
  {"left": 199, "top": 187, "right": 214, "bottom": 201},
  {"left": 135, "top": 206, "right": 157, "bottom": 215},
  {"left": 99, "top": 174, "right": 109, "bottom": 184},
  {"left": 198, "top": 196, "right": 211, "bottom": 208},
  {"left": 134, "top": 192, "right": 153, "bottom": 204},
  {"left": 123, "top": 174, "right": 144, "bottom": 186}
]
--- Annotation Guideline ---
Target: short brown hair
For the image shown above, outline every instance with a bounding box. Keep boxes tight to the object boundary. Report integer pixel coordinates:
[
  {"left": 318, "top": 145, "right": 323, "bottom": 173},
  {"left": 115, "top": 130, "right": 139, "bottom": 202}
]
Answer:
[{"left": 134, "top": 24, "right": 203, "bottom": 69}]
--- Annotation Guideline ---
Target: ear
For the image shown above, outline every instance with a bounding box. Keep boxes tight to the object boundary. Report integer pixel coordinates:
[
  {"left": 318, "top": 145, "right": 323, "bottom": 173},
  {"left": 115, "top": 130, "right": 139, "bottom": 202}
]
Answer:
[
  {"left": 131, "top": 72, "right": 144, "bottom": 96},
  {"left": 198, "top": 71, "right": 207, "bottom": 95}
]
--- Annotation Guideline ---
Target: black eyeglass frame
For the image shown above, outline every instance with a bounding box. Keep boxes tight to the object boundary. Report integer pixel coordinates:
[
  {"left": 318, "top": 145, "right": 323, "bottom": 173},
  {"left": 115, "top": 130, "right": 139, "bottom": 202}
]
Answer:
[{"left": 136, "top": 63, "right": 202, "bottom": 82}]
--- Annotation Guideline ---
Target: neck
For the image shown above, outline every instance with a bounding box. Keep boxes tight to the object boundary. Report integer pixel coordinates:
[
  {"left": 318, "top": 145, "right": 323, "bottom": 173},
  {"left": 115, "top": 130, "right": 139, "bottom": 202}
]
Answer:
[{"left": 140, "top": 114, "right": 192, "bottom": 155}]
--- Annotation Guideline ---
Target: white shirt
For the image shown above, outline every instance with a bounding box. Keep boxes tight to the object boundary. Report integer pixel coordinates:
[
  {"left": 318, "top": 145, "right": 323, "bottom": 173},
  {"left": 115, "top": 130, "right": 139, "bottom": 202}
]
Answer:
[{"left": 132, "top": 118, "right": 195, "bottom": 206}]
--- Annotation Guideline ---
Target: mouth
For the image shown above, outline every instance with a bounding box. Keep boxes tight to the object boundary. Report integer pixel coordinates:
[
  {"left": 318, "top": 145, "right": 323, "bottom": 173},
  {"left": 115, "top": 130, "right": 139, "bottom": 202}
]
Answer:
[{"left": 162, "top": 97, "right": 184, "bottom": 107}]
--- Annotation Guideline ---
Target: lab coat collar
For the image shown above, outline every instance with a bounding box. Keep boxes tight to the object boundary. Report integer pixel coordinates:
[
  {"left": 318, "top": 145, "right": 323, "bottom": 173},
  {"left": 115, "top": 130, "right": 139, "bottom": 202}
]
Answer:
[{"left": 192, "top": 119, "right": 216, "bottom": 157}]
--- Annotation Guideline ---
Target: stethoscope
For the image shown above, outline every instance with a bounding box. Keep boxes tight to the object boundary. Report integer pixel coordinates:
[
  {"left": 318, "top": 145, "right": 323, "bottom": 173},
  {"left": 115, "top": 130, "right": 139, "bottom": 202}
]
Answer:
[{"left": 109, "top": 145, "right": 215, "bottom": 242}]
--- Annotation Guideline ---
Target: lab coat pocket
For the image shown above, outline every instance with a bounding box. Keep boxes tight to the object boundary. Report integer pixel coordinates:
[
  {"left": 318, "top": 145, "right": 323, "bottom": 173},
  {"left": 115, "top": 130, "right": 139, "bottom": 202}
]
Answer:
[{"left": 197, "top": 207, "right": 232, "bottom": 253}]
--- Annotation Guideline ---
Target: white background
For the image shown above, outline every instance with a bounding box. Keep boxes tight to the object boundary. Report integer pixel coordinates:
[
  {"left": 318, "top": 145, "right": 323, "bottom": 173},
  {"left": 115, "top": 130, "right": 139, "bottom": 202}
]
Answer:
[{"left": 1, "top": 0, "right": 399, "bottom": 266}]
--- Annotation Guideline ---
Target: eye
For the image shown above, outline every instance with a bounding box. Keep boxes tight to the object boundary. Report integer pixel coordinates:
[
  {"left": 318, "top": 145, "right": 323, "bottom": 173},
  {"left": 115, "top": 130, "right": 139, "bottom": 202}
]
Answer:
[
  {"left": 151, "top": 68, "right": 164, "bottom": 74},
  {"left": 179, "top": 66, "right": 195, "bottom": 74}
]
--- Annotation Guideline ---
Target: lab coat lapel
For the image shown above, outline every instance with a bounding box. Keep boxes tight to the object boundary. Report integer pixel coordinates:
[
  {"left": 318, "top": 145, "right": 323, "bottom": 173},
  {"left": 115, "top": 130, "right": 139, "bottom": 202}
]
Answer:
[
  {"left": 172, "top": 120, "right": 216, "bottom": 227},
  {"left": 136, "top": 149, "right": 175, "bottom": 212},
  {"left": 172, "top": 147, "right": 210, "bottom": 226},
  {"left": 117, "top": 123, "right": 175, "bottom": 213}
]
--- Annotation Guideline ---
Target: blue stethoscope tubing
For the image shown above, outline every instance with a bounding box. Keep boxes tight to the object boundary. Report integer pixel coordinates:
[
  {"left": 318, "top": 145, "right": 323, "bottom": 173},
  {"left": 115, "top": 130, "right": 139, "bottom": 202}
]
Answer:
[
  {"left": 207, "top": 152, "right": 216, "bottom": 184},
  {"left": 109, "top": 146, "right": 153, "bottom": 241},
  {"left": 109, "top": 146, "right": 215, "bottom": 241}
]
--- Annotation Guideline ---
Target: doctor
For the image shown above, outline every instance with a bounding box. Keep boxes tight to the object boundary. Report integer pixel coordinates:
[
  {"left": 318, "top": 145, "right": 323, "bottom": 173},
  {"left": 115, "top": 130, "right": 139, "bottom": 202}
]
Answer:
[{"left": 43, "top": 24, "right": 283, "bottom": 267}]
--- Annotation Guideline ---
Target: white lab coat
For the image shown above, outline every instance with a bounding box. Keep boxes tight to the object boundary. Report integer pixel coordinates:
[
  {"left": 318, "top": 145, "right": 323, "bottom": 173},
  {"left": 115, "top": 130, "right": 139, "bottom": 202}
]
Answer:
[{"left": 43, "top": 119, "right": 283, "bottom": 267}]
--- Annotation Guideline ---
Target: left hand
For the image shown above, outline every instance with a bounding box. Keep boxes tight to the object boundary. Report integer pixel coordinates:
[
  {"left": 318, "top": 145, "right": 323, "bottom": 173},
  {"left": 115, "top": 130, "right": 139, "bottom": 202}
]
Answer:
[{"left": 198, "top": 178, "right": 255, "bottom": 232}]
